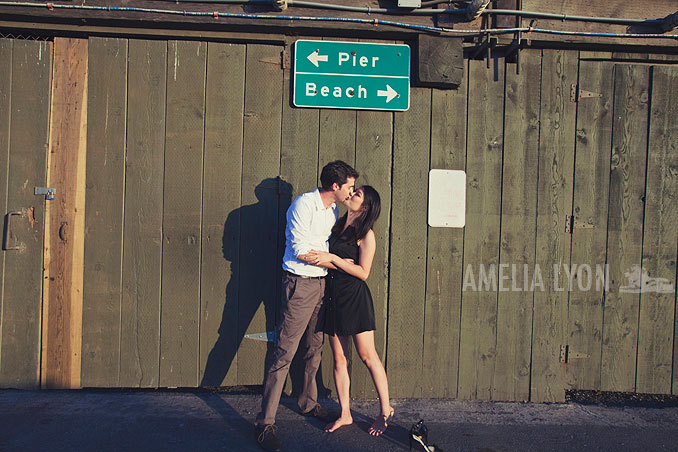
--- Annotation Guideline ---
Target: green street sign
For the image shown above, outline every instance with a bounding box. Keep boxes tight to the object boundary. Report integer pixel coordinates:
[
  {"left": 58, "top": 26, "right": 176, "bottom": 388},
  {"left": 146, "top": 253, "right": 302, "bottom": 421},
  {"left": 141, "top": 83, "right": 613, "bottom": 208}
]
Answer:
[{"left": 293, "top": 40, "right": 410, "bottom": 111}]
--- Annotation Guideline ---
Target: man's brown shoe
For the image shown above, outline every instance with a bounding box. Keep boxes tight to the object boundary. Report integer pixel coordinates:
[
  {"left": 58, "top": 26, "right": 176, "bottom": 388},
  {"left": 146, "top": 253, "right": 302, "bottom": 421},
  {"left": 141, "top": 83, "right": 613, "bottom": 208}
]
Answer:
[{"left": 255, "top": 423, "right": 282, "bottom": 452}]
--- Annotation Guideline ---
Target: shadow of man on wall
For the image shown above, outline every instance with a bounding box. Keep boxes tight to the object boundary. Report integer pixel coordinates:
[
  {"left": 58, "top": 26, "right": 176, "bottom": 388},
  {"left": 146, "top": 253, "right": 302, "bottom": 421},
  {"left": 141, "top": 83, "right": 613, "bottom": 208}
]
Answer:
[
  {"left": 200, "top": 176, "right": 331, "bottom": 403},
  {"left": 200, "top": 177, "right": 292, "bottom": 389}
]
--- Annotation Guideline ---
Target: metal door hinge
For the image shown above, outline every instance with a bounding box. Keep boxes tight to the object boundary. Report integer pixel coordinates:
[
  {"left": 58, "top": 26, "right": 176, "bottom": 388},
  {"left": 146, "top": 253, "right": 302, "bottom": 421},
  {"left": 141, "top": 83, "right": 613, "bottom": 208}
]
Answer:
[
  {"left": 34, "top": 187, "right": 55, "bottom": 200},
  {"left": 565, "top": 215, "right": 595, "bottom": 234},
  {"left": 282, "top": 48, "right": 290, "bottom": 70},
  {"left": 560, "top": 345, "right": 591, "bottom": 363},
  {"left": 570, "top": 84, "right": 602, "bottom": 102}
]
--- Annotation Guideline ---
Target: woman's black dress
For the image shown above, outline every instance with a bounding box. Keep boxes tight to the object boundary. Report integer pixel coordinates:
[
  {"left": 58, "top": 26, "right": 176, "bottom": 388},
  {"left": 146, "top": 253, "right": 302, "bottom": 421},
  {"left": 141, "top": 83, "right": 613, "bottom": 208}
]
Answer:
[{"left": 323, "top": 225, "right": 376, "bottom": 336}]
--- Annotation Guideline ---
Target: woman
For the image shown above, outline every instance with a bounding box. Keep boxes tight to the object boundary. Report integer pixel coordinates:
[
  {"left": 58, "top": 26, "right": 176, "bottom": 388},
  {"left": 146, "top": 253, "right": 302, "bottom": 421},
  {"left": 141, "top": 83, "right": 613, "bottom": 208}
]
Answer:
[{"left": 299, "top": 185, "right": 393, "bottom": 436}]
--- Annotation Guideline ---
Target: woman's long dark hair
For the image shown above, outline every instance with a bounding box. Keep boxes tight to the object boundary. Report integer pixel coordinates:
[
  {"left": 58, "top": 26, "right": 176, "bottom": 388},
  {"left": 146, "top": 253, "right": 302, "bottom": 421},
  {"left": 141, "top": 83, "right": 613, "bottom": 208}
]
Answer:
[{"left": 332, "top": 185, "right": 381, "bottom": 241}]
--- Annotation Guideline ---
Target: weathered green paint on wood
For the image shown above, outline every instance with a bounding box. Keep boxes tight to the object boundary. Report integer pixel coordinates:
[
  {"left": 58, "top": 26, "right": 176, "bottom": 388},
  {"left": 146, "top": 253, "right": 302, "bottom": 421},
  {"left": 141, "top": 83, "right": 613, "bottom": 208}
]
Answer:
[
  {"left": 318, "top": 109, "right": 356, "bottom": 182},
  {"left": 600, "top": 64, "right": 650, "bottom": 392},
  {"left": 0, "top": 40, "right": 11, "bottom": 370},
  {"left": 422, "top": 59, "right": 468, "bottom": 399},
  {"left": 638, "top": 66, "right": 678, "bottom": 395},
  {"left": 199, "top": 42, "right": 246, "bottom": 388},
  {"left": 81, "top": 37, "right": 128, "bottom": 387},
  {"left": 281, "top": 41, "right": 319, "bottom": 199},
  {"left": 119, "top": 39, "right": 166, "bottom": 388},
  {"left": 237, "top": 44, "right": 283, "bottom": 385},
  {"left": 458, "top": 57, "right": 505, "bottom": 400},
  {"left": 567, "top": 60, "right": 615, "bottom": 391},
  {"left": 159, "top": 40, "right": 206, "bottom": 387},
  {"left": 0, "top": 40, "right": 51, "bottom": 389},
  {"left": 351, "top": 109, "right": 392, "bottom": 398},
  {"left": 531, "top": 49, "right": 578, "bottom": 403},
  {"left": 387, "top": 87, "right": 431, "bottom": 398},
  {"left": 494, "top": 53, "right": 541, "bottom": 402},
  {"left": 4, "top": 37, "right": 678, "bottom": 401}
]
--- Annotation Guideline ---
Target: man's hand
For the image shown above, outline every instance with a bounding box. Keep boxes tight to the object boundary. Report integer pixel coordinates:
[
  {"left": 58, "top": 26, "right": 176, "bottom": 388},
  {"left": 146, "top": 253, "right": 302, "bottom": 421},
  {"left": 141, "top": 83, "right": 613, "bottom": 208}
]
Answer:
[{"left": 297, "top": 253, "right": 313, "bottom": 263}]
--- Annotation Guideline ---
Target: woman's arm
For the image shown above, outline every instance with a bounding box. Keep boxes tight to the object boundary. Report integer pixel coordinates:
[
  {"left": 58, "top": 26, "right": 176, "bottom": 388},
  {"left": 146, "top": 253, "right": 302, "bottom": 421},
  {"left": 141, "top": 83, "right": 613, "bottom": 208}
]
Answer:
[
  {"left": 309, "top": 230, "right": 376, "bottom": 281},
  {"left": 297, "top": 253, "right": 338, "bottom": 269}
]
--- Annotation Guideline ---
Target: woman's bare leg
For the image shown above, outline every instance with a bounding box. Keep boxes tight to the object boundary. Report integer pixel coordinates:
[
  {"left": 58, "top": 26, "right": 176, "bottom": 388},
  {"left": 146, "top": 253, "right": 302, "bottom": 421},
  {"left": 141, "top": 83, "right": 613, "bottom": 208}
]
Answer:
[
  {"left": 353, "top": 331, "right": 393, "bottom": 436},
  {"left": 325, "top": 334, "right": 353, "bottom": 432}
]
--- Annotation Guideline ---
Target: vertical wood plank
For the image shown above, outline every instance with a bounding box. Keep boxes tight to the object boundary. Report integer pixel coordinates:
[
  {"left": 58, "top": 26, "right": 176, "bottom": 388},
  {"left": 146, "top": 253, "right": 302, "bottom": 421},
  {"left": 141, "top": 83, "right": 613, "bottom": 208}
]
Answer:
[
  {"left": 317, "top": 106, "right": 356, "bottom": 397},
  {"left": 567, "top": 60, "right": 614, "bottom": 391},
  {"left": 279, "top": 40, "right": 321, "bottom": 397},
  {"left": 387, "top": 87, "right": 430, "bottom": 398},
  {"left": 0, "top": 39, "right": 11, "bottom": 367},
  {"left": 316, "top": 36, "right": 358, "bottom": 395},
  {"left": 282, "top": 40, "right": 320, "bottom": 199},
  {"left": 422, "top": 59, "right": 468, "bottom": 398},
  {"left": 119, "top": 39, "right": 166, "bottom": 388},
  {"left": 317, "top": 36, "right": 358, "bottom": 181},
  {"left": 352, "top": 109, "right": 392, "bottom": 398},
  {"left": 318, "top": 110, "right": 356, "bottom": 178},
  {"left": 637, "top": 66, "right": 678, "bottom": 395},
  {"left": 531, "top": 49, "right": 578, "bottom": 403},
  {"left": 159, "top": 40, "right": 206, "bottom": 387},
  {"left": 199, "top": 42, "right": 245, "bottom": 387},
  {"left": 458, "top": 57, "right": 504, "bottom": 400},
  {"left": 237, "top": 43, "right": 283, "bottom": 385},
  {"left": 600, "top": 64, "right": 650, "bottom": 392},
  {"left": 0, "top": 40, "right": 51, "bottom": 389},
  {"left": 494, "top": 52, "right": 541, "bottom": 402},
  {"left": 42, "top": 37, "right": 87, "bottom": 389},
  {"left": 81, "top": 37, "right": 127, "bottom": 387}
]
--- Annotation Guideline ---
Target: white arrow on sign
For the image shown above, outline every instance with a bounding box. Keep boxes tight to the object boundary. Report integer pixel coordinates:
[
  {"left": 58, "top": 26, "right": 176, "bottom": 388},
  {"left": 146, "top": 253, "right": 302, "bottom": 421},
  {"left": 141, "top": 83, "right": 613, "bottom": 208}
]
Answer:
[
  {"left": 307, "top": 50, "right": 328, "bottom": 67},
  {"left": 377, "top": 85, "right": 399, "bottom": 103}
]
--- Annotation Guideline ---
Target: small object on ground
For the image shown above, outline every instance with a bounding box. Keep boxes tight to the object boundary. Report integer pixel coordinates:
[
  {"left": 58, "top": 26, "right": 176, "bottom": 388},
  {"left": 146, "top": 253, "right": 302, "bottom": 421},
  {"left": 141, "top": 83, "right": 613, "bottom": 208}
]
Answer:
[{"left": 409, "top": 419, "right": 443, "bottom": 452}]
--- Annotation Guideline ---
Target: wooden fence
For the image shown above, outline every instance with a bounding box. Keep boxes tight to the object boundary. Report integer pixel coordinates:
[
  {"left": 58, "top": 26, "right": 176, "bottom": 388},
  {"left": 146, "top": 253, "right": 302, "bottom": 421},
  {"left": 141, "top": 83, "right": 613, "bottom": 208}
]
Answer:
[{"left": 1, "top": 35, "right": 677, "bottom": 402}]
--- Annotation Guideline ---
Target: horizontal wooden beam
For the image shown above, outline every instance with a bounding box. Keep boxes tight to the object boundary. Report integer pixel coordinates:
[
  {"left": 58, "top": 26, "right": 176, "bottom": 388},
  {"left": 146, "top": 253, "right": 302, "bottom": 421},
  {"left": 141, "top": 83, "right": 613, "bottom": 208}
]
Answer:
[
  {"left": 0, "top": 0, "right": 676, "bottom": 48},
  {"left": 520, "top": 0, "right": 678, "bottom": 47}
]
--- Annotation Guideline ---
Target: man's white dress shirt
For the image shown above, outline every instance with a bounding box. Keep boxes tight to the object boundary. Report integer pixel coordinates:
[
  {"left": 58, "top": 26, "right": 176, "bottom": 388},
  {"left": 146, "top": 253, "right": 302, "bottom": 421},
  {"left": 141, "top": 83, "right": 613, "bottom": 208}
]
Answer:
[{"left": 282, "top": 188, "right": 338, "bottom": 277}]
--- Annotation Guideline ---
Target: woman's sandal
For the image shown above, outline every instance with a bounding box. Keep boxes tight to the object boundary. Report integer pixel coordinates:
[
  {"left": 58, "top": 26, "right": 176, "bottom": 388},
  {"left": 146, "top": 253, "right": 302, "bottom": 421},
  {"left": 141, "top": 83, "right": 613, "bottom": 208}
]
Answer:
[{"left": 368, "top": 407, "right": 394, "bottom": 436}]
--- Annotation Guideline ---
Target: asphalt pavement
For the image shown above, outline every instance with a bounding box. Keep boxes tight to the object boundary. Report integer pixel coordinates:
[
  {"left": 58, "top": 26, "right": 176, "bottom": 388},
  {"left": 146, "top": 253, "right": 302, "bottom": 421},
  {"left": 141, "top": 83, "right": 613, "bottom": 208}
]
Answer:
[{"left": 2, "top": 389, "right": 678, "bottom": 452}]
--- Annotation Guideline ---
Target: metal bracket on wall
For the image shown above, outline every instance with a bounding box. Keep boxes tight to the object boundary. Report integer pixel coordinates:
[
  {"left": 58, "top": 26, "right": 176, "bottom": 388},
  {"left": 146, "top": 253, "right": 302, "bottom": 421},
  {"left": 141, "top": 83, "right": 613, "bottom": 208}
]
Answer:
[
  {"left": 565, "top": 215, "right": 595, "bottom": 234},
  {"left": 470, "top": 36, "right": 498, "bottom": 63},
  {"left": 34, "top": 186, "right": 55, "bottom": 200},
  {"left": 505, "top": 38, "right": 528, "bottom": 74},
  {"left": 560, "top": 345, "right": 591, "bottom": 363},
  {"left": 570, "top": 84, "right": 602, "bottom": 102}
]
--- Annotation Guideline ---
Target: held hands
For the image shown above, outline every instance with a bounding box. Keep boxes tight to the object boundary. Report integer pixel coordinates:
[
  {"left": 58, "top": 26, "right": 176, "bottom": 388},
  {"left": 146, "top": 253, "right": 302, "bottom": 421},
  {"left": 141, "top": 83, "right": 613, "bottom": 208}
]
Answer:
[
  {"left": 299, "top": 250, "right": 334, "bottom": 266},
  {"left": 298, "top": 251, "right": 353, "bottom": 267}
]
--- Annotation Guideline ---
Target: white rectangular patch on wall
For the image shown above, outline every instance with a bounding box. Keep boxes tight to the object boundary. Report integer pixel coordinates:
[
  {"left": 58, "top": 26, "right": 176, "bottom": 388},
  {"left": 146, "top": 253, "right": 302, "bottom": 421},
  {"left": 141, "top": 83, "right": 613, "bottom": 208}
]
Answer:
[{"left": 428, "top": 169, "right": 466, "bottom": 228}]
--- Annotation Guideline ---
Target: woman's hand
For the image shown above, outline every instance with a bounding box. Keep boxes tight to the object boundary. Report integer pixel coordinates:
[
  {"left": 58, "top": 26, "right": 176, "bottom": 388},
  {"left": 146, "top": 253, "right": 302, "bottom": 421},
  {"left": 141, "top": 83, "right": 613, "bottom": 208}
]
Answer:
[{"left": 307, "top": 250, "right": 335, "bottom": 266}]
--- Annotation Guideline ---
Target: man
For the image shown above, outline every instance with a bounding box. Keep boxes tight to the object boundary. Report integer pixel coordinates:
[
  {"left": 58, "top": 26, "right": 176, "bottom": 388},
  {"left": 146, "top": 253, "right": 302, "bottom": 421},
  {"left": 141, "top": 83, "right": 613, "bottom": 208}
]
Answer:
[{"left": 256, "top": 160, "right": 359, "bottom": 452}]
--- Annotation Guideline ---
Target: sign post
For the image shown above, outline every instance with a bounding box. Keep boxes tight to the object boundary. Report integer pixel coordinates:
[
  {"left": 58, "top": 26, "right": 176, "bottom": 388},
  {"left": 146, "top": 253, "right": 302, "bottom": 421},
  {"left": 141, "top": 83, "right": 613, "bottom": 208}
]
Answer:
[{"left": 293, "top": 40, "right": 410, "bottom": 111}]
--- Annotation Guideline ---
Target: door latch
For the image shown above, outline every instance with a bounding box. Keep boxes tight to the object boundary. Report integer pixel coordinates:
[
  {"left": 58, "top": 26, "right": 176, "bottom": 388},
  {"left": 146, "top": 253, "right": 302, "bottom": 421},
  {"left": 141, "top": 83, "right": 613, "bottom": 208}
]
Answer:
[{"left": 34, "top": 187, "right": 55, "bottom": 200}]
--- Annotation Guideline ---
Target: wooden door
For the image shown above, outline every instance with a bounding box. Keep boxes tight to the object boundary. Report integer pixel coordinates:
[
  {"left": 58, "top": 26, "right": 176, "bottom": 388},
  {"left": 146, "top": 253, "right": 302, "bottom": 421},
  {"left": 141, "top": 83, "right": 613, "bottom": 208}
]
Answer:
[
  {"left": 565, "top": 60, "right": 678, "bottom": 395},
  {"left": 0, "top": 38, "right": 52, "bottom": 389}
]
